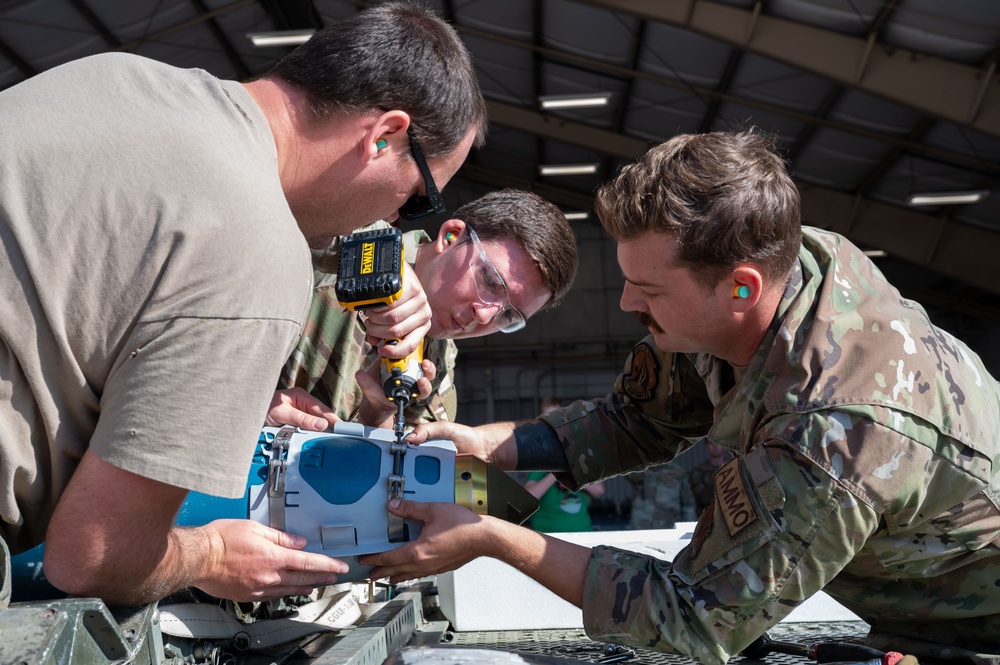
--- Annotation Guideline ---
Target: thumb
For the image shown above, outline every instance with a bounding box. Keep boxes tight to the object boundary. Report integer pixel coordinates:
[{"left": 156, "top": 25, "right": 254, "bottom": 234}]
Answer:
[
  {"left": 387, "top": 498, "right": 426, "bottom": 519},
  {"left": 263, "top": 525, "right": 308, "bottom": 550},
  {"left": 405, "top": 424, "right": 429, "bottom": 444}
]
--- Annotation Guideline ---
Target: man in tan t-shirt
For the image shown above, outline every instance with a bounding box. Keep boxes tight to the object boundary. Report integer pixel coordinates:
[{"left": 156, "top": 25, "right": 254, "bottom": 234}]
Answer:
[{"left": 0, "top": 2, "right": 486, "bottom": 607}]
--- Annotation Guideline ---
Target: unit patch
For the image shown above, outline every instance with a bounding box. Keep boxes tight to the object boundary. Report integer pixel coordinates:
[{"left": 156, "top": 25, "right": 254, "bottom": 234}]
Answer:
[
  {"left": 623, "top": 342, "right": 659, "bottom": 401},
  {"left": 715, "top": 457, "right": 758, "bottom": 537}
]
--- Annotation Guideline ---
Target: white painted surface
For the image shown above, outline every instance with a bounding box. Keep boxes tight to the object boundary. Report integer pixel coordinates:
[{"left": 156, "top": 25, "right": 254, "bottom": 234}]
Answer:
[{"left": 438, "top": 525, "right": 861, "bottom": 631}]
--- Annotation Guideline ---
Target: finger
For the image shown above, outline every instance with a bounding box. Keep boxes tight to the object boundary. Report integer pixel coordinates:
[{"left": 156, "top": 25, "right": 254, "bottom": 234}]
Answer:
[
  {"left": 404, "top": 423, "right": 430, "bottom": 443},
  {"left": 294, "top": 393, "right": 339, "bottom": 426},
  {"left": 281, "top": 407, "right": 334, "bottom": 432},
  {"left": 405, "top": 421, "right": 453, "bottom": 444},
  {"left": 364, "top": 296, "right": 427, "bottom": 333},
  {"left": 387, "top": 498, "right": 431, "bottom": 521},
  {"left": 358, "top": 545, "right": 408, "bottom": 569},
  {"left": 260, "top": 526, "right": 308, "bottom": 549},
  {"left": 396, "top": 323, "right": 432, "bottom": 357},
  {"left": 355, "top": 370, "right": 395, "bottom": 419},
  {"left": 420, "top": 359, "right": 437, "bottom": 382},
  {"left": 414, "top": 376, "right": 434, "bottom": 400},
  {"left": 355, "top": 368, "right": 384, "bottom": 399},
  {"left": 376, "top": 328, "right": 427, "bottom": 359},
  {"left": 284, "top": 551, "right": 348, "bottom": 577}
]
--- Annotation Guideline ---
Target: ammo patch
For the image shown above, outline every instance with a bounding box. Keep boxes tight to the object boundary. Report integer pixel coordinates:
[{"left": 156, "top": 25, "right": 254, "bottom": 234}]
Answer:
[
  {"left": 715, "top": 457, "right": 759, "bottom": 537},
  {"left": 623, "top": 342, "right": 659, "bottom": 401}
]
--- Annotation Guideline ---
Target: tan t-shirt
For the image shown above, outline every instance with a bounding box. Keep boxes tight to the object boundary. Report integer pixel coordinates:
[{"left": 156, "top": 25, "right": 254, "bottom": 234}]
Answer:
[{"left": 0, "top": 53, "right": 312, "bottom": 553}]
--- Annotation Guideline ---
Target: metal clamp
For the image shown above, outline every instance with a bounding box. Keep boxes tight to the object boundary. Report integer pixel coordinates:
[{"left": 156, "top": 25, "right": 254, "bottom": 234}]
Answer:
[
  {"left": 267, "top": 426, "right": 295, "bottom": 531},
  {"left": 387, "top": 441, "right": 408, "bottom": 543}
]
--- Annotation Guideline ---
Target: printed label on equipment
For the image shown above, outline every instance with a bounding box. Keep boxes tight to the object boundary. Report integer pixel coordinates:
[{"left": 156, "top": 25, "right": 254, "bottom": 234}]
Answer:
[{"left": 361, "top": 242, "right": 376, "bottom": 274}]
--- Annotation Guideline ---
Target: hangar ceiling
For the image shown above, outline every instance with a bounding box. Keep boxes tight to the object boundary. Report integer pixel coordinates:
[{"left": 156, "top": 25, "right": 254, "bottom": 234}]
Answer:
[{"left": 2, "top": 0, "right": 999, "bottom": 318}]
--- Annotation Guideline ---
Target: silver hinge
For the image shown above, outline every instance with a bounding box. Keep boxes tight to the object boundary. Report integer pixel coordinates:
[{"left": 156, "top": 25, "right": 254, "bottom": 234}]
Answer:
[
  {"left": 387, "top": 440, "right": 407, "bottom": 542},
  {"left": 267, "top": 425, "right": 295, "bottom": 531}
]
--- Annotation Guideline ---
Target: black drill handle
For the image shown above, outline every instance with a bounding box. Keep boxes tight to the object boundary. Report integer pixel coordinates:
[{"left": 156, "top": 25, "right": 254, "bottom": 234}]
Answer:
[
  {"left": 811, "top": 643, "right": 886, "bottom": 664},
  {"left": 741, "top": 634, "right": 887, "bottom": 664}
]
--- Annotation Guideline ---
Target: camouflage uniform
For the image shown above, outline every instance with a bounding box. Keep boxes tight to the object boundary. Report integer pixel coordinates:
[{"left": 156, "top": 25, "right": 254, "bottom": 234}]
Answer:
[
  {"left": 627, "top": 462, "right": 698, "bottom": 529},
  {"left": 279, "top": 223, "right": 458, "bottom": 425},
  {"left": 688, "top": 459, "right": 720, "bottom": 516},
  {"left": 539, "top": 228, "right": 1000, "bottom": 665}
]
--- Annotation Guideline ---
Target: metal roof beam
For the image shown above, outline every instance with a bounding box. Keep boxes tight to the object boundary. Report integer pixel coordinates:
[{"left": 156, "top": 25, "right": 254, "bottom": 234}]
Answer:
[
  {"left": 800, "top": 185, "right": 1000, "bottom": 295},
  {"left": 464, "top": 27, "right": 1000, "bottom": 178},
  {"left": 487, "top": 98, "right": 1000, "bottom": 295},
  {"left": 190, "top": 0, "right": 251, "bottom": 79},
  {"left": 68, "top": 0, "right": 122, "bottom": 48},
  {"left": 577, "top": 0, "right": 1000, "bottom": 139},
  {"left": 456, "top": 163, "right": 596, "bottom": 211},
  {"left": 112, "top": 0, "right": 254, "bottom": 53},
  {"left": 486, "top": 99, "right": 650, "bottom": 158},
  {"left": 0, "top": 36, "right": 36, "bottom": 79}
]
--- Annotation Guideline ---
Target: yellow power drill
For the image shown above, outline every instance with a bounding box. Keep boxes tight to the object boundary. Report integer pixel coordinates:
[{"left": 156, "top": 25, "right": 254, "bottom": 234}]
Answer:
[{"left": 334, "top": 227, "right": 424, "bottom": 448}]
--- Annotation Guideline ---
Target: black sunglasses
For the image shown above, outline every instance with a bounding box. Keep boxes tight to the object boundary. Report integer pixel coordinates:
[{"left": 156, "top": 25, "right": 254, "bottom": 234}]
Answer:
[{"left": 398, "top": 128, "right": 447, "bottom": 221}]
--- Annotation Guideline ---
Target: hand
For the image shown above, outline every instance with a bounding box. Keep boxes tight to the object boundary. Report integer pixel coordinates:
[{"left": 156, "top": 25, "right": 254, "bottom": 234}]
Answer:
[
  {"left": 265, "top": 388, "right": 339, "bottom": 431},
  {"left": 358, "top": 500, "right": 488, "bottom": 583},
  {"left": 44, "top": 452, "right": 346, "bottom": 606},
  {"left": 407, "top": 421, "right": 510, "bottom": 466},
  {"left": 192, "top": 519, "right": 348, "bottom": 601},
  {"left": 362, "top": 262, "right": 431, "bottom": 358},
  {"left": 354, "top": 359, "right": 438, "bottom": 429}
]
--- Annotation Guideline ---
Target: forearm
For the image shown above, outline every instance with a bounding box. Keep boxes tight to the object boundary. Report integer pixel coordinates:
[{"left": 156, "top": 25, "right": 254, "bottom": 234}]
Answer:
[
  {"left": 105, "top": 525, "right": 213, "bottom": 606},
  {"left": 483, "top": 518, "right": 591, "bottom": 606},
  {"left": 473, "top": 421, "right": 520, "bottom": 468},
  {"left": 46, "top": 512, "right": 209, "bottom": 606}
]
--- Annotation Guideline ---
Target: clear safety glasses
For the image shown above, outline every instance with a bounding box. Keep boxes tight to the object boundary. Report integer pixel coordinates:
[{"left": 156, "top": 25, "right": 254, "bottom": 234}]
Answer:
[{"left": 466, "top": 227, "right": 526, "bottom": 333}]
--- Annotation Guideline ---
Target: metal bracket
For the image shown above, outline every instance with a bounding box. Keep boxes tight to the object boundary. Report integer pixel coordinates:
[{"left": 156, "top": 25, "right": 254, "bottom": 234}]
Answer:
[
  {"left": 387, "top": 441, "right": 407, "bottom": 543},
  {"left": 267, "top": 426, "right": 295, "bottom": 532}
]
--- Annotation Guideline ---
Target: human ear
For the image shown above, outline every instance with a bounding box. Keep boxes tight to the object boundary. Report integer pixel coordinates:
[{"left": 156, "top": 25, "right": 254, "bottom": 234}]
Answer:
[
  {"left": 363, "top": 110, "right": 411, "bottom": 160},
  {"left": 436, "top": 219, "right": 466, "bottom": 252},
  {"left": 730, "top": 265, "right": 763, "bottom": 311}
]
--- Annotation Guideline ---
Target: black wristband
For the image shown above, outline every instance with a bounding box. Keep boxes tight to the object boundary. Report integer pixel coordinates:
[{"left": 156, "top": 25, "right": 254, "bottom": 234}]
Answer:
[{"left": 513, "top": 421, "right": 570, "bottom": 472}]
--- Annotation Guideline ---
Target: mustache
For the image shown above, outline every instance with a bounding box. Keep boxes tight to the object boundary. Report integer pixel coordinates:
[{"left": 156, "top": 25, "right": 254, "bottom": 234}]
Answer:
[{"left": 634, "top": 311, "right": 663, "bottom": 333}]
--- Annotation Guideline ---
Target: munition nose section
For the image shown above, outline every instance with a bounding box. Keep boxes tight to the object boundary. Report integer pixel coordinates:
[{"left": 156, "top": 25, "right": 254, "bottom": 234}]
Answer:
[{"left": 454, "top": 455, "right": 539, "bottom": 525}]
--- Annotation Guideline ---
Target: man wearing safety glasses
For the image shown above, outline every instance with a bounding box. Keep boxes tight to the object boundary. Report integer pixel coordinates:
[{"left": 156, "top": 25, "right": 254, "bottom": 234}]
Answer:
[
  {"left": 0, "top": 2, "right": 488, "bottom": 607},
  {"left": 268, "top": 189, "right": 579, "bottom": 432}
]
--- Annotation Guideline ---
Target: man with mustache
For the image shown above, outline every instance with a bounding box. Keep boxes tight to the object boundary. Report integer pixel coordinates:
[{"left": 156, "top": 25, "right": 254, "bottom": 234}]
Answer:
[{"left": 361, "top": 130, "right": 1000, "bottom": 665}]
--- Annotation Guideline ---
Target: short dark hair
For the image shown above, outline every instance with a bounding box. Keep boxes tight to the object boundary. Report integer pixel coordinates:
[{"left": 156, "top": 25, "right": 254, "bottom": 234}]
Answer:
[
  {"left": 270, "top": 2, "right": 488, "bottom": 158},
  {"left": 454, "top": 190, "right": 578, "bottom": 308},
  {"left": 595, "top": 130, "right": 801, "bottom": 289}
]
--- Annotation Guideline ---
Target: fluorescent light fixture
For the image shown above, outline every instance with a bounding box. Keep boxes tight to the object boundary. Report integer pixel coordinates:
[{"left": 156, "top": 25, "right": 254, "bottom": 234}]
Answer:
[
  {"left": 539, "top": 163, "right": 599, "bottom": 176},
  {"left": 563, "top": 211, "right": 590, "bottom": 221},
  {"left": 248, "top": 30, "right": 315, "bottom": 47},
  {"left": 907, "top": 190, "right": 988, "bottom": 206},
  {"left": 539, "top": 93, "right": 612, "bottom": 110},
  {"left": 863, "top": 249, "right": 887, "bottom": 258}
]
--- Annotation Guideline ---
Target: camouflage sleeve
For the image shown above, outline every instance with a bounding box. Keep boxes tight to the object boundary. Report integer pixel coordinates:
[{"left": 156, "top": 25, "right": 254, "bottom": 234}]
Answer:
[
  {"left": 279, "top": 278, "right": 372, "bottom": 422},
  {"left": 539, "top": 337, "right": 716, "bottom": 489},
  {"left": 403, "top": 338, "right": 458, "bottom": 425},
  {"left": 579, "top": 412, "right": 882, "bottom": 665}
]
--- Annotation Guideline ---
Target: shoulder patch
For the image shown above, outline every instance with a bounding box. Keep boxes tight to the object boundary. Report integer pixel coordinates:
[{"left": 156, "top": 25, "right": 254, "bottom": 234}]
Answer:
[
  {"left": 715, "top": 457, "right": 759, "bottom": 537},
  {"left": 623, "top": 342, "right": 659, "bottom": 401}
]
